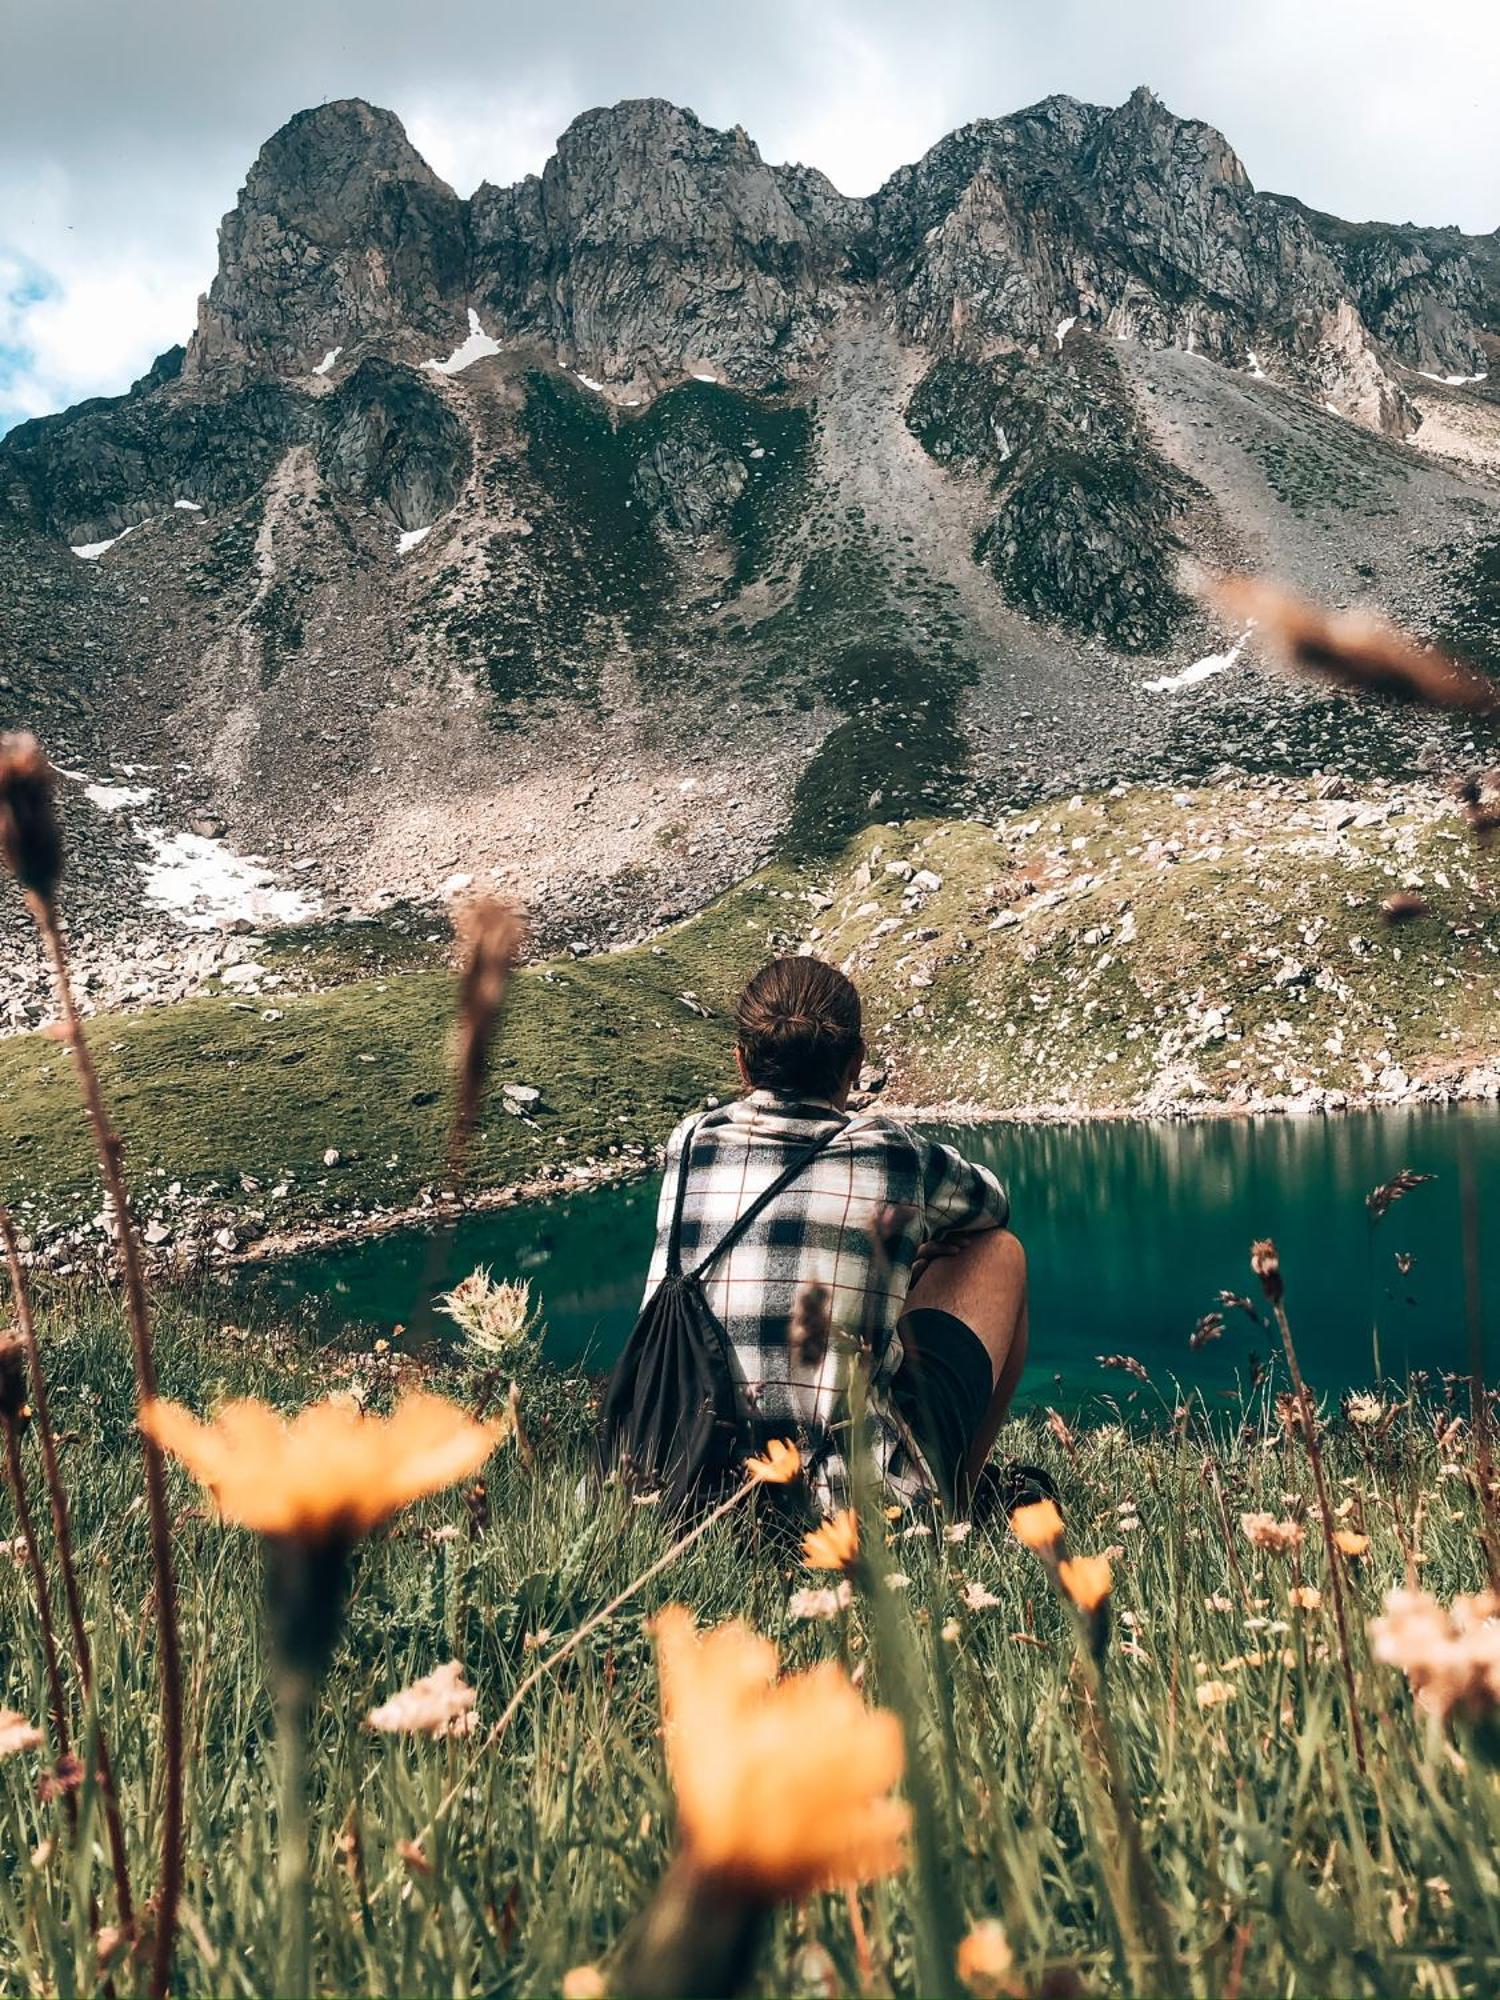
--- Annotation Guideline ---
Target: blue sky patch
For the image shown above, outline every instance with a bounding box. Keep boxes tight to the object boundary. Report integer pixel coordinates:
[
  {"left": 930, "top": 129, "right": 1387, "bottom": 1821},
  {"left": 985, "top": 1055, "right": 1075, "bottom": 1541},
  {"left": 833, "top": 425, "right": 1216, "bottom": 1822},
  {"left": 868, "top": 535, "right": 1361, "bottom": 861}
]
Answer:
[{"left": 0, "top": 252, "right": 63, "bottom": 436}]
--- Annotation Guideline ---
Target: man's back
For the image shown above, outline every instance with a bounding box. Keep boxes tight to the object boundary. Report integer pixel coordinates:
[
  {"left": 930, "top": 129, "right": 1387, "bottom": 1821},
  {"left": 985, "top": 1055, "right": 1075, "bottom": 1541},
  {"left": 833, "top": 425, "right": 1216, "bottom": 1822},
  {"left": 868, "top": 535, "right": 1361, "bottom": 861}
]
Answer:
[{"left": 643, "top": 1087, "right": 1007, "bottom": 1501}]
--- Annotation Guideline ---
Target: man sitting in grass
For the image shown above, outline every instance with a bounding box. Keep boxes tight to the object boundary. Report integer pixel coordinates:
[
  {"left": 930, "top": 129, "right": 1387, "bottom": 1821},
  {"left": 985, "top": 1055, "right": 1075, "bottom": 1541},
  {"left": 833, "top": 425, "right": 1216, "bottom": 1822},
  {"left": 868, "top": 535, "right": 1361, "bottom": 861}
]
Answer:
[{"left": 642, "top": 954, "right": 1035, "bottom": 1513}]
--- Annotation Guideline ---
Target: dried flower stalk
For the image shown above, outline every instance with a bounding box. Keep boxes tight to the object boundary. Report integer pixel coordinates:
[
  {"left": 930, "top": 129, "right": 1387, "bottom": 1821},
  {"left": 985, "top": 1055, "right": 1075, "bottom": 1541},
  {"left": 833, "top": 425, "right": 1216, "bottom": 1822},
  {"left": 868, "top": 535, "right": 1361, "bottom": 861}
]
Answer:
[
  {"left": 1251, "top": 1238, "right": 1367, "bottom": 1770},
  {"left": 0, "top": 1208, "right": 134, "bottom": 1931},
  {"left": 1211, "top": 576, "right": 1499, "bottom": 712},
  {"left": 0, "top": 735, "right": 181, "bottom": 1996}
]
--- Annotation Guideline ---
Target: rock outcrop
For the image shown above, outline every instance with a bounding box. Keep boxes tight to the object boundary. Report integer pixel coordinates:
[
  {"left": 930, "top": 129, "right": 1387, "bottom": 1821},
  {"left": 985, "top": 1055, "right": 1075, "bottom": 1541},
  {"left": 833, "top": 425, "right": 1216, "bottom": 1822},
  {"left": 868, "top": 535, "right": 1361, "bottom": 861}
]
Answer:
[
  {"left": 317, "top": 358, "right": 471, "bottom": 529},
  {"left": 876, "top": 87, "right": 1426, "bottom": 433},
  {"left": 469, "top": 98, "right": 866, "bottom": 394},
  {"left": 185, "top": 100, "right": 470, "bottom": 383}
]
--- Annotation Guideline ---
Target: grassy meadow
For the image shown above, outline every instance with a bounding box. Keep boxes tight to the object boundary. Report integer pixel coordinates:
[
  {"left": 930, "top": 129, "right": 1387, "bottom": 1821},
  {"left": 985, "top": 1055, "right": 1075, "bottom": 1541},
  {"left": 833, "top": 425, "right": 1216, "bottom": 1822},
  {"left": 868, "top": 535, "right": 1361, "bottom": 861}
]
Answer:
[{"left": 1, "top": 1280, "right": 1498, "bottom": 1997}]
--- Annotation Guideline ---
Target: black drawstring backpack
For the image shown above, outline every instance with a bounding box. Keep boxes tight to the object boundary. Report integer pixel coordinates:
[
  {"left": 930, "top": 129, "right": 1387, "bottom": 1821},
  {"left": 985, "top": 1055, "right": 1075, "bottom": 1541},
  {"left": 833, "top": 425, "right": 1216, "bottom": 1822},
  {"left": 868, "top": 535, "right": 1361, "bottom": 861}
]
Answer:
[{"left": 598, "top": 1119, "right": 845, "bottom": 1513}]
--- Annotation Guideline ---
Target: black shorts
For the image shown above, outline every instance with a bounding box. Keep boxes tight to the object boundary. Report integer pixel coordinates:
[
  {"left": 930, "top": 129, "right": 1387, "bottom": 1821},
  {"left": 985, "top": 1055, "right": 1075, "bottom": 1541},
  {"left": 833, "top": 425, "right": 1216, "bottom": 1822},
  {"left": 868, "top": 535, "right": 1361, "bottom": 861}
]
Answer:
[{"left": 890, "top": 1307, "right": 993, "bottom": 1505}]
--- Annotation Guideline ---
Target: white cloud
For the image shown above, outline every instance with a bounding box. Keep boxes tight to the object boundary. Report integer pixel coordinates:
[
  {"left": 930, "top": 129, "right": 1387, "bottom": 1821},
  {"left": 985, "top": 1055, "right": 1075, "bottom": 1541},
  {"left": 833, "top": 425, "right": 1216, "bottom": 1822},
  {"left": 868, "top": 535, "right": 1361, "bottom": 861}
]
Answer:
[
  {"left": 405, "top": 77, "right": 578, "bottom": 196},
  {"left": 1, "top": 167, "right": 207, "bottom": 430},
  {"left": 1, "top": 0, "right": 1497, "bottom": 429},
  {"left": 749, "top": 15, "right": 966, "bottom": 194}
]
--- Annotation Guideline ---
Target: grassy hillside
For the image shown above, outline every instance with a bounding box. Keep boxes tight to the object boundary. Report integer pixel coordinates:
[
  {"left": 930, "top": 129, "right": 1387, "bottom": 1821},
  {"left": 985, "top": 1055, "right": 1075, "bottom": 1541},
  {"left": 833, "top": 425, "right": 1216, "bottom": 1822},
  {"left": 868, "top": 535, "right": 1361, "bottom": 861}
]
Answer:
[
  {"left": 2, "top": 776, "right": 1497, "bottom": 1251},
  {"left": 0, "top": 1290, "right": 1495, "bottom": 1996}
]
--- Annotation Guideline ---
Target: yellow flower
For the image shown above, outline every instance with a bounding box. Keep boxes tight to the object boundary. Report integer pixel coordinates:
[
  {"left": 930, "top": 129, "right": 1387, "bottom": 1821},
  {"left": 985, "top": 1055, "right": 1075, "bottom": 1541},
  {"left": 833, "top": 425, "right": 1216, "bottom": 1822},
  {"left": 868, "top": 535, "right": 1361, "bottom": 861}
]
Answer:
[
  {"left": 140, "top": 1391, "right": 505, "bottom": 1542},
  {"left": 1197, "top": 1680, "right": 1235, "bottom": 1709},
  {"left": 802, "top": 1507, "right": 859, "bottom": 1572},
  {"left": 1009, "top": 1499, "right": 1064, "bottom": 1553},
  {"left": 744, "top": 1438, "right": 802, "bottom": 1486},
  {"left": 956, "top": 1918, "right": 1014, "bottom": 1994},
  {"left": 654, "top": 1605, "right": 908, "bottom": 1897},
  {"left": 1057, "top": 1554, "right": 1113, "bottom": 1613},
  {"left": 1334, "top": 1529, "right": 1371, "bottom": 1559},
  {"left": 1289, "top": 1585, "right": 1323, "bottom": 1611}
]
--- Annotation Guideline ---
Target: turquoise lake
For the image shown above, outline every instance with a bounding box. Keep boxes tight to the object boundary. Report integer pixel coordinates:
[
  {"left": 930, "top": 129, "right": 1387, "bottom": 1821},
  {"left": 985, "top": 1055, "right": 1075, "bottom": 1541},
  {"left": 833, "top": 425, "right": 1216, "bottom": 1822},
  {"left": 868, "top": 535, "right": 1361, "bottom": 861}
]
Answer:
[{"left": 245, "top": 1105, "right": 1499, "bottom": 1410}]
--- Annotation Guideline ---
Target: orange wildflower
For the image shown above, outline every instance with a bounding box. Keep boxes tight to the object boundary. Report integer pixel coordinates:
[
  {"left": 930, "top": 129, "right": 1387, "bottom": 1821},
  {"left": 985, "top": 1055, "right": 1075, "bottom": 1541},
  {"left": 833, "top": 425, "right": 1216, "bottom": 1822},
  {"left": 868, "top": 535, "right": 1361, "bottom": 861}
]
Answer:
[
  {"left": 561, "top": 1970, "right": 607, "bottom": 2000},
  {"left": 956, "top": 1918, "right": 1014, "bottom": 1994},
  {"left": 1009, "top": 1498, "right": 1064, "bottom": 1553},
  {"left": 140, "top": 1391, "right": 506, "bottom": 1542},
  {"left": 654, "top": 1605, "right": 908, "bottom": 1897},
  {"left": 802, "top": 1507, "right": 859, "bottom": 1572},
  {"left": 744, "top": 1438, "right": 802, "bottom": 1486},
  {"left": 1058, "top": 1554, "right": 1113, "bottom": 1613},
  {"left": 1334, "top": 1529, "right": 1371, "bottom": 1559}
]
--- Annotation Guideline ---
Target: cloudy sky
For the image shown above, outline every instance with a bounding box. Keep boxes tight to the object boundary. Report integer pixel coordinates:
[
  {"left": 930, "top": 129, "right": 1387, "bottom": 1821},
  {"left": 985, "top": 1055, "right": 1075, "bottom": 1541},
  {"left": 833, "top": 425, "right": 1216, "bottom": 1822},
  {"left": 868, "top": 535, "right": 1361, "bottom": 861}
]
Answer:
[{"left": 3, "top": 0, "right": 1498, "bottom": 432}]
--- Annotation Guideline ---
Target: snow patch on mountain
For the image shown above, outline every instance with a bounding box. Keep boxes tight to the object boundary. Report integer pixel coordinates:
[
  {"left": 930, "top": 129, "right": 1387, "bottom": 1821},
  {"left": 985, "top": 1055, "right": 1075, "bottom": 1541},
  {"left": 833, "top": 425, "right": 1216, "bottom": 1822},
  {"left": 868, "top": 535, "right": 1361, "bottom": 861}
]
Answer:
[
  {"left": 84, "top": 781, "right": 154, "bottom": 814},
  {"left": 140, "top": 831, "right": 320, "bottom": 931},
  {"left": 1143, "top": 633, "right": 1249, "bottom": 694},
  {"left": 71, "top": 523, "right": 141, "bottom": 560},
  {"left": 424, "top": 310, "right": 501, "bottom": 377}
]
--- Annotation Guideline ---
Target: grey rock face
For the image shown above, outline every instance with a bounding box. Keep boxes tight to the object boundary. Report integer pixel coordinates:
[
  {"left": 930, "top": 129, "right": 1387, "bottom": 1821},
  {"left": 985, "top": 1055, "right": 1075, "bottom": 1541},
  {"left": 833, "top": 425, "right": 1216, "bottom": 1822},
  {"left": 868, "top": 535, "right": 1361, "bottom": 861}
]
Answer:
[
  {"left": 909, "top": 340, "right": 1199, "bottom": 651},
  {"left": 470, "top": 98, "right": 867, "bottom": 392},
  {"left": 0, "top": 376, "right": 312, "bottom": 542},
  {"left": 185, "top": 99, "right": 470, "bottom": 384},
  {"left": 1278, "top": 200, "right": 1496, "bottom": 377},
  {"left": 317, "top": 359, "right": 471, "bottom": 529},
  {"left": 1, "top": 356, "right": 463, "bottom": 545},
  {"left": 631, "top": 432, "right": 748, "bottom": 535},
  {"left": 875, "top": 86, "right": 1426, "bottom": 434}
]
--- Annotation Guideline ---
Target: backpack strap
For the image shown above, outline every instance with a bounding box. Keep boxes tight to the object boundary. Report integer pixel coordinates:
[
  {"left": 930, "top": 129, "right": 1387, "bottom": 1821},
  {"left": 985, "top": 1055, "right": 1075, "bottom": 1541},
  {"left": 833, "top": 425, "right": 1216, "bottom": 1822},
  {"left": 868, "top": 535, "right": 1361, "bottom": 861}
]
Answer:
[
  {"left": 686, "top": 1119, "right": 849, "bottom": 1282},
  {"left": 663, "top": 1119, "right": 703, "bottom": 1277}
]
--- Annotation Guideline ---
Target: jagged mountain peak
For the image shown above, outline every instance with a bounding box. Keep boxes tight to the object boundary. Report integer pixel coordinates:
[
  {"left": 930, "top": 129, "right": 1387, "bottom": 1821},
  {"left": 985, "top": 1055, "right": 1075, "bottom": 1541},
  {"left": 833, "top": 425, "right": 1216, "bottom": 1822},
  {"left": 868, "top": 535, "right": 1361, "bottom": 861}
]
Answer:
[
  {"left": 531, "top": 92, "right": 854, "bottom": 238},
  {"left": 250, "top": 98, "right": 451, "bottom": 191},
  {"left": 550, "top": 95, "right": 758, "bottom": 161},
  {"left": 184, "top": 97, "right": 468, "bottom": 384},
  {"left": 1088, "top": 82, "right": 1252, "bottom": 186},
  {"left": 169, "top": 83, "right": 1496, "bottom": 410}
]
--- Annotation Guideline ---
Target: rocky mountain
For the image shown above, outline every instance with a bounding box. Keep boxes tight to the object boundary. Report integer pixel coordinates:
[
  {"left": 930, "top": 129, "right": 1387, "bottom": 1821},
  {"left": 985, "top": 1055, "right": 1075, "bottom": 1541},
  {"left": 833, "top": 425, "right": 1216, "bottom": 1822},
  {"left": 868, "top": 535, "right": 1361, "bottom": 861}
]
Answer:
[{"left": 2, "top": 85, "right": 1499, "bottom": 1024}]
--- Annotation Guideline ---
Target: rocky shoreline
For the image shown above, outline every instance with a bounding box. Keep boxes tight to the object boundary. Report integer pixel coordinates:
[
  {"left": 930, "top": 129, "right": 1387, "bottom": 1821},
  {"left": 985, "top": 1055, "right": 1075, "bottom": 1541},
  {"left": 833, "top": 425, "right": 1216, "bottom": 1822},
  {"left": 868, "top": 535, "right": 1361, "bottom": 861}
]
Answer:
[{"left": 17, "top": 1059, "right": 1497, "bottom": 1287}]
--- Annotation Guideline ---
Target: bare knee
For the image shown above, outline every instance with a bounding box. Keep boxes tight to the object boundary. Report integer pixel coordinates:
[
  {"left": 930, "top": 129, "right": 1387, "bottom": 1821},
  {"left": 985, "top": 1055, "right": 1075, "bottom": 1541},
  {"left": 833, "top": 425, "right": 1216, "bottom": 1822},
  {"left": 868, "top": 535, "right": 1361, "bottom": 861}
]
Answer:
[
  {"left": 908, "top": 1225, "right": 1027, "bottom": 1330},
  {"left": 980, "top": 1226, "right": 1026, "bottom": 1292},
  {"left": 957, "top": 1225, "right": 1027, "bottom": 1311}
]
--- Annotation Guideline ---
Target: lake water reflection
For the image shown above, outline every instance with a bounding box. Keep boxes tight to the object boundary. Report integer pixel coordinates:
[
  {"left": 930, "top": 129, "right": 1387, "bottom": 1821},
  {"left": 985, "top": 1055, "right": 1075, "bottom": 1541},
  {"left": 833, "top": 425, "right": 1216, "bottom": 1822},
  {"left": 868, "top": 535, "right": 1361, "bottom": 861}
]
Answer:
[{"left": 247, "top": 1105, "right": 1499, "bottom": 1410}]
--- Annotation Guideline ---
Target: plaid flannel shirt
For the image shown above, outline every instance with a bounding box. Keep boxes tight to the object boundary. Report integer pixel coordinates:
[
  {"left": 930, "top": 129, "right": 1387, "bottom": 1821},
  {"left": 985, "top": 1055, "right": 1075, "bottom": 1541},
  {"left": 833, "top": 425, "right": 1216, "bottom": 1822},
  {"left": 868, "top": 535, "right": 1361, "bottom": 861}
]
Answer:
[{"left": 643, "top": 1089, "right": 1009, "bottom": 1510}]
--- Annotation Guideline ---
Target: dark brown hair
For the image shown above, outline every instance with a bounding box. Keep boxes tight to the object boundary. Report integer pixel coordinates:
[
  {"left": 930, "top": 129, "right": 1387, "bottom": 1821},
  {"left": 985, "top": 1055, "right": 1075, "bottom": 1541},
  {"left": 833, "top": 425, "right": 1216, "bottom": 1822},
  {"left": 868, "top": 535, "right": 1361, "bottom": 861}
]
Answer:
[{"left": 734, "top": 956, "right": 863, "bottom": 1098}]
